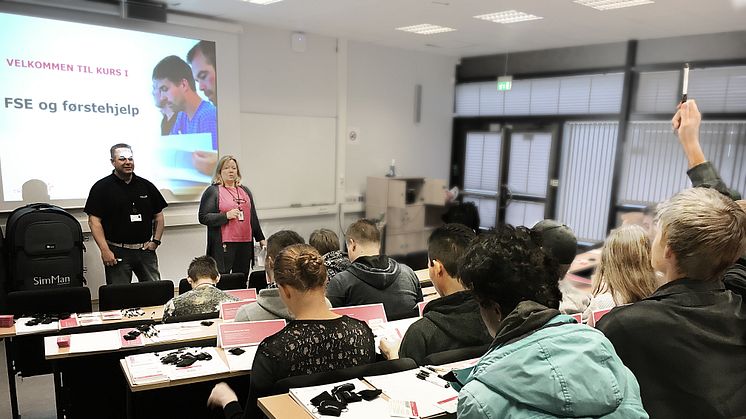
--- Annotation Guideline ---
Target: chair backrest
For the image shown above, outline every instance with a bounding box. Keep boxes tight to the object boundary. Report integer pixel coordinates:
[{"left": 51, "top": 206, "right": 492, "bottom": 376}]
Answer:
[
  {"left": 248, "top": 270, "right": 267, "bottom": 292},
  {"left": 177, "top": 278, "right": 191, "bottom": 295},
  {"left": 7, "top": 286, "right": 92, "bottom": 315},
  {"left": 216, "top": 272, "right": 247, "bottom": 291},
  {"left": 273, "top": 358, "right": 418, "bottom": 394},
  {"left": 422, "top": 344, "right": 489, "bottom": 366},
  {"left": 98, "top": 281, "right": 174, "bottom": 311}
]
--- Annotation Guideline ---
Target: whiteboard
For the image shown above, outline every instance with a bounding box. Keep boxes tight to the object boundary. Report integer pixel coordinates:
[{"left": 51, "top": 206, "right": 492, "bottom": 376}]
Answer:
[{"left": 240, "top": 113, "right": 336, "bottom": 209}]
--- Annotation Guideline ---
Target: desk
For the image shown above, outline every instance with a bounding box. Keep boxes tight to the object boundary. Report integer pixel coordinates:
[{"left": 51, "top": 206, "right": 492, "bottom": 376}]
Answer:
[
  {"left": 44, "top": 319, "right": 221, "bottom": 360},
  {"left": 2, "top": 305, "right": 164, "bottom": 419},
  {"left": 259, "top": 394, "right": 315, "bottom": 419},
  {"left": 415, "top": 268, "right": 432, "bottom": 287},
  {"left": 119, "top": 347, "right": 247, "bottom": 392}
]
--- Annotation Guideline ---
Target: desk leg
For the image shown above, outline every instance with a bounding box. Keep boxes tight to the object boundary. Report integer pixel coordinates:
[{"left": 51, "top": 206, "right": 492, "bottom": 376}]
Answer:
[
  {"left": 53, "top": 365, "right": 64, "bottom": 419},
  {"left": 5, "top": 339, "right": 20, "bottom": 419}
]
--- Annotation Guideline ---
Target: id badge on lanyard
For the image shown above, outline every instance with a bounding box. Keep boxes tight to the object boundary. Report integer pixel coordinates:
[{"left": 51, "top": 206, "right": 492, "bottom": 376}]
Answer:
[{"left": 130, "top": 202, "right": 142, "bottom": 223}]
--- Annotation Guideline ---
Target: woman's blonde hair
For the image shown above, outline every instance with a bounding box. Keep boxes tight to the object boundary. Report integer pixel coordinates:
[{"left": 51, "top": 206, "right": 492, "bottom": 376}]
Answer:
[
  {"left": 592, "top": 225, "right": 658, "bottom": 304},
  {"left": 212, "top": 155, "right": 242, "bottom": 186}
]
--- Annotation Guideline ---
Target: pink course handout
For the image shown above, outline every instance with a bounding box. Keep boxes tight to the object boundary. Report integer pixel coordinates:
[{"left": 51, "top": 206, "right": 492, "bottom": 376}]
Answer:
[{"left": 331, "top": 303, "right": 387, "bottom": 325}]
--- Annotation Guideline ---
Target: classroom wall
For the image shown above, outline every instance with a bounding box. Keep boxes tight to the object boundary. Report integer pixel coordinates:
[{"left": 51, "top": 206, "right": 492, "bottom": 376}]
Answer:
[{"left": 0, "top": 3, "right": 457, "bottom": 297}]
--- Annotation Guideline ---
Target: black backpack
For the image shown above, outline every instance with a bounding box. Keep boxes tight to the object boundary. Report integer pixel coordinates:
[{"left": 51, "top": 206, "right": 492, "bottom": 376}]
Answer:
[{"left": 5, "top": 203, "right": 86, "bottom": 291}]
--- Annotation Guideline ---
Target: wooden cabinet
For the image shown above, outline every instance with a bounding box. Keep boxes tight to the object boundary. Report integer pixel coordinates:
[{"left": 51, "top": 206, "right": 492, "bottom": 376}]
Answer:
[{"left": 365, "top": 177, "right": 446, "bottom": 255}]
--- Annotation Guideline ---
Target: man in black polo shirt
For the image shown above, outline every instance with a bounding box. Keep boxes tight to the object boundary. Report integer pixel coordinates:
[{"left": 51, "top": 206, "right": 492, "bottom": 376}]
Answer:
[{"left": 85, "top": 143, "right": 168, "bottom": 284}]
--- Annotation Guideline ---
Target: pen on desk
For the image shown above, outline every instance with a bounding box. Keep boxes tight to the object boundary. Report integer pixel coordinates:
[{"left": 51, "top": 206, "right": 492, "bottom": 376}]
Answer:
[
  {"left": 417, "top": 370, "right": 450, "bottom": 388},
  {"left": 681, "top": 63, "right": 689, "bottom": 103},
  {"left": 416, "top": 372, "right": 450, "bottom": 388}
]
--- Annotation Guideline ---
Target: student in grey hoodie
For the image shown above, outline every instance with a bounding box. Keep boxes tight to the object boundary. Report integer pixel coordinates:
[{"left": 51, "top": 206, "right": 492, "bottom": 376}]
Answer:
[
  {"left": 234, "top": 230, "right": 304, "bottom": 321},
  {"left": 326, "top": 219, "right": 423, "bottom": 319}
]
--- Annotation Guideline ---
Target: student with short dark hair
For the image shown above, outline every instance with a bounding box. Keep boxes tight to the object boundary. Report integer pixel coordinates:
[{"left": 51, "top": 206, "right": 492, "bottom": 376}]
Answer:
[
  {"left": 326, "top": 219, "right": 423, "bottom": 319},
  {"left": 161, "top": 256, "right": 238, "bottom": 322},
  {"left": 208, "top": 244, "right": 376, "bottom": 419},
  {"left": 456, "top": 225, "right": 647, "bottom": 419},
  {"left": 309, "top": 228, "right": 351, "bottom": 281},
  {"left": 379, "top": 224, "right": 490, "bottom": 365}
]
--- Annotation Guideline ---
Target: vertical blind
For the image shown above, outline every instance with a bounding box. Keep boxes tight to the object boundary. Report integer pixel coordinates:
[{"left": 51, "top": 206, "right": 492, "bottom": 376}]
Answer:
[
  {"left": 556, "top": 122, "right": 619, "bottom": 243},
  {"left": 618, "top": 121, "right": 746, "bottom": 205}
]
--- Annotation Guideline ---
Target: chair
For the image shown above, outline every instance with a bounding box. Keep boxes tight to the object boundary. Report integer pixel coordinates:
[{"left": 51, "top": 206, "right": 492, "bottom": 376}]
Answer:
[
  {"left": 273, "top": 358, "right": 418, "bottom": 393},
  {"left": 98, "top": 281, "right": 174, "bottom": 311},
  {"left": 216, "top": 272, "right": 247, "bottom": 291},
  {"left": 248, "top": 270, "right": 268, "bottom": 292},
  {"left": 7, "top": 287, "right": 92, "bottom": 377},
  {"left": 178, "top": 272, "right": 247, "bottom": 295},
  {"left": 422, "top": 344, "right": 489, "bottom": 366},
  {"left": 177, "top": 278, "right": 191, "bottom": 295},
  {"left": 7, "top": 286, "right": 92, "bottom": 315}
]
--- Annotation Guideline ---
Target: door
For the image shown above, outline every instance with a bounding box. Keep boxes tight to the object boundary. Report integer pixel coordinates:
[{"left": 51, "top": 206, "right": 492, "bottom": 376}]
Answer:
[{"left": 461, "top": 125, "right": 558, "bottom": 229}]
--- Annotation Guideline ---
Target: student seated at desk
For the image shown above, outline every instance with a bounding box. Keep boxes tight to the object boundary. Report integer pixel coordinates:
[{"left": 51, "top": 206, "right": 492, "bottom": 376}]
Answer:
[
  {"left": 208, "top": 244, "right": 376, "bottom": 418},
  {"left": 531, "top": 220, "right": 588, "bottom": 315},
  {"left": 455, "top": 225, "right": 648, "bottom": 419},
  {"left": 379, "top": 224, "right": 490, "bottom": 365},
  {"left": 326, "top": 219, "right": 423, "bottom": 319},
  {"left": 234, "top": 230, "right": 305, "bottom": 322},
  {"left": 309, "top": 228, "right": 351, "bottom": 282},
  {"left": 596, "top": 101, "right": 746, "bottom": 419},
  {"left": 162, "top": 256, "right": 238, "bottom": 322},
  {"left": 583, "top": 225, "right": 657, "bottom": 322}
]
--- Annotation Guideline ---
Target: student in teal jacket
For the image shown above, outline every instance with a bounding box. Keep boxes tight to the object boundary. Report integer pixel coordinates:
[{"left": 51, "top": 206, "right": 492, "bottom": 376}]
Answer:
[{"left": 454, "top": 225, "right": 648, "bottom": 419}]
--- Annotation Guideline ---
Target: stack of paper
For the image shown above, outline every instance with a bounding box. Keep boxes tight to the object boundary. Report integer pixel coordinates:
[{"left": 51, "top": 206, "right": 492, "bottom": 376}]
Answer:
[
  {"left": 217, "top": 319, "right": 286, "bottom": 349},
  {"left": 152, "top": 320, "right": 212, "bottom": 342},
  {"left": 69, "top": 330, "right": 122, "bottom": 353},
  {"left": 289, "top": 379, "right": 390, "bottom": 419},
  {"left": 158, "top": 347, "right": 230, "bottom": 381},
  {"left": 77, "top": 312, "right": 103, "bottom": 326},
  {"left": 224, "top": 346, "right": 259, "bottom": 372},
  {"left": 102, "top": 310, "right": 124, "bottom": 321},
  {"left": 124, "top": 353, "right": 169, "bottom": 385},
  {"left": 365, "top": 370, "right": 459, "bottom": 417},
  {"left": 14, "top": 317, "right": 60, "bottom": 335}
]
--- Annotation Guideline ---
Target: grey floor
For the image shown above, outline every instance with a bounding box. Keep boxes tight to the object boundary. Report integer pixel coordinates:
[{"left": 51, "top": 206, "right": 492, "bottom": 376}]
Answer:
[{"left": 0, "top": 341, "right": 57, "bottom": 419}]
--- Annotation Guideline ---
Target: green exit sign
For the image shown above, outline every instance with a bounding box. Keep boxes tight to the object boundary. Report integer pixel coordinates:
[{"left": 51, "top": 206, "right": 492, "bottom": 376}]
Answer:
[{"left": 497, "top": 75, "right": 513, "bottom": 91}]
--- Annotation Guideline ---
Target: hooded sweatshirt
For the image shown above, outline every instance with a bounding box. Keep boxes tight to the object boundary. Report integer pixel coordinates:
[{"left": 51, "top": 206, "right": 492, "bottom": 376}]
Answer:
[
  {"left": 457, "top": 301, "right": 648, "bottom": 419},
  {"left": 326, "top": 255, "right": 423, "bottom": 319},
  {"left": 398, "top": 290, "right": 491, "bottom": 365},
  {"left": 234, "top": 288, "right": 291, "bottom": 322},
  {"left": 233, "top": 287, "right": 334, "bottom": 322}
]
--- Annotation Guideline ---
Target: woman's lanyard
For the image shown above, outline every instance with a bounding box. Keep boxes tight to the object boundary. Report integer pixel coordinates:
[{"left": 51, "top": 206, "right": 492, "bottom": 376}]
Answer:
[{"left": 224, "top": 186, "right": 246, "bottom": 209}]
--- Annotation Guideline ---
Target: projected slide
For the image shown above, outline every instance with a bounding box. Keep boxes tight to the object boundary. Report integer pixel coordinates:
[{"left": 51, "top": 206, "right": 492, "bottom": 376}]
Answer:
[{"left": 0, "top": 12, "right": 219, "bottom": 207}]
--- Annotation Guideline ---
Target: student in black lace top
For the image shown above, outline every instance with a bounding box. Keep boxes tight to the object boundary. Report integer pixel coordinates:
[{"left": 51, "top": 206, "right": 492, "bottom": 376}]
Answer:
[{"left": 208, "top": 244, "right": 376, "bottom": 418}]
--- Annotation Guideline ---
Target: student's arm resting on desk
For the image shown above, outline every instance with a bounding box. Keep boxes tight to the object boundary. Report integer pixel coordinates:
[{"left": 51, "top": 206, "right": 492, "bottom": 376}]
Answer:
[{"left": 88, "top": 215, "right": 116, "bottom": 266}]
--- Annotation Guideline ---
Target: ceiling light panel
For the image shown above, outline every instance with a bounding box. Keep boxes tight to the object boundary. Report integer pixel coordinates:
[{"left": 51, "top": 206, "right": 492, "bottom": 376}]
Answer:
[
  {"left": 473, "top": 10, "right": 543, "bottom": 24},
  {"left": 243, "top": 0, "right": 284, "bottom": 5},
  {"left": 573, "top": 0, "right": 655, "bottom": 10},
  {"left": 396, "top": 24, "right": 456, "bottom": 35}
]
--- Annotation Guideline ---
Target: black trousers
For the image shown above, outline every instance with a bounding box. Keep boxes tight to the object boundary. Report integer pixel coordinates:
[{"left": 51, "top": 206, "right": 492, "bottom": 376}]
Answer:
[{"left": 221, "top": 242, "right": 254, "bottom": 276}]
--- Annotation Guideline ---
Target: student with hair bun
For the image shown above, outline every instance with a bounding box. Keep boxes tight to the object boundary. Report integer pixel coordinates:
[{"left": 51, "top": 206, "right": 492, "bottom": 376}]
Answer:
[{"left": 208, "top": 244, "right": 376, "bottom": 419}]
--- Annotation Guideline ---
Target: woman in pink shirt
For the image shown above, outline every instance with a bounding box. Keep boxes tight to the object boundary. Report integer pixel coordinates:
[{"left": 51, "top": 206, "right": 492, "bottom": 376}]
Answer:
[{"left": 198, "top": 155, "right": 265, "bottom": 275}]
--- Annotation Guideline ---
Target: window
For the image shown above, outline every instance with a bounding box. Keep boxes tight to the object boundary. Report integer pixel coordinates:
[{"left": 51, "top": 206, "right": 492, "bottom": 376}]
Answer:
[
  {"left": 556, "top": 121, "right": 619, "bottom": 243},
  {"left": 462, "top": 133, "right": 501, "bottom": 228}
]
